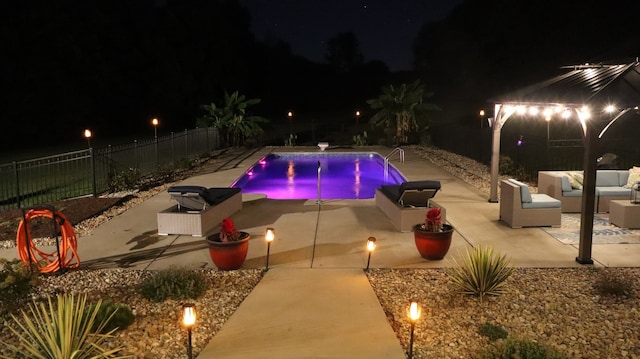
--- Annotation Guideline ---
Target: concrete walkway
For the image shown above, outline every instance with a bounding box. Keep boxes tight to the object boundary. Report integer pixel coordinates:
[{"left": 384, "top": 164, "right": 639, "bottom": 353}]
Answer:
[
  {"left": 198, "top": 268, "right": 406, "bottom": 359},
  {"left": 2, "top": 146, "right": 639, "bottom": 358}
]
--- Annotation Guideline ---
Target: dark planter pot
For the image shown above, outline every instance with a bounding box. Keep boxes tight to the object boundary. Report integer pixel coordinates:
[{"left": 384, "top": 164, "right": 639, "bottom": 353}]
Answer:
[
  {"left": 413, "top": 224, "right": 453, "bottom": 260},
  {"left": 206, "top": 232, "right": 250, "bottom": 270}
]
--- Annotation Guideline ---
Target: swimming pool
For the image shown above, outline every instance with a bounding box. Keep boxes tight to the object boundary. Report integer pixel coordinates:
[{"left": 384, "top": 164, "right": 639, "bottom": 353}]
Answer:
[{"left": 231, "top": 152, "right": 407, "bottom": 200}]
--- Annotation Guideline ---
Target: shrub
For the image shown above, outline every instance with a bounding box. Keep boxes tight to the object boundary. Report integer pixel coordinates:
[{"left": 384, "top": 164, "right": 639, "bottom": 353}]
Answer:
[
  {"left": 284, "top": 133, "right": 297, "bottom": 147},
  {"left": 592, "top": 268, "right": 636, "bottom": 298},
  {"left": 499, "top": 155, "right": 526, "bottom": 179},
  {"left": 0, "top": 258, "right": 40, "bottom": 313},
  {"left": 89, "top": 301, "right": 135, "bottom": 333},
  {"left": 107, "top": 167, "right": 140, "bottom": 192},
  {"left": 0, "top": 293, "right": 127, "bottom": 359},
  {"left": 478, "top": 321, "right": 508, "bottom": 341},
  {"left": 353, "top": 131, "right": 368, "bottom": 146},
  {"left": 138, "top": 267, "right": 209, "bottom": 302},
  {"left": 478, "top": 338, "right": 568, "bottom": 359},
  {"left": 447, "top": 245, "right": 514, "bottom": 302}
]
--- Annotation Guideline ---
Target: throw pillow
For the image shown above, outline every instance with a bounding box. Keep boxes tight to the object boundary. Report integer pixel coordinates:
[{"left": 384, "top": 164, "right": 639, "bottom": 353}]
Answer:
[
  {"left": 625, "top": 166, "right": 640, "bottom": 188},
  {"left": 567, "top": 172, "right": 583, "bottom": 190}
]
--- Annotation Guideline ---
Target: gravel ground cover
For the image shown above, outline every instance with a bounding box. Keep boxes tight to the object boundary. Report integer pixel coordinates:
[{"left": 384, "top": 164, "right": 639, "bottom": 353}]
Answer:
[{"left": 1, "top": 146, "right": 639, "bottom": 358}]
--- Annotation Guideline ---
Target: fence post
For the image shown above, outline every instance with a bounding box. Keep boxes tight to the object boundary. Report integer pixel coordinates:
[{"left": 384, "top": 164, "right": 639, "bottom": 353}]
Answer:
[
  {"left": 134, "top": 139, "right": 139, "bottom": 170},
  {"left": 90, "top": 148, "right": 97, "bottom": 197},
  {"left": 171, "top": 132, "right": 175, "bottom": 168},
  {"left": 13, "top": 161, "right": 21, "bottom": 208},
  {"left": 184, "top": 129, "right": 188, "bottom": 159}
]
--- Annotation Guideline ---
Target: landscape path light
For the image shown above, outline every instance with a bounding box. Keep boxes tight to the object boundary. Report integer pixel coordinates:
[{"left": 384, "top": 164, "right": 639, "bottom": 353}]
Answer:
[
  {"left": 265, "top": 227, "right": 275, "bottom": 271},
  {"left": 182, "top": 303, "right": 196, "bottom": 359},
  {"left": 407, "top": 301, "right": 421, "bottom": 359},
  {"left": 365, "top": 236, "right": 376, "bottom": 271}
]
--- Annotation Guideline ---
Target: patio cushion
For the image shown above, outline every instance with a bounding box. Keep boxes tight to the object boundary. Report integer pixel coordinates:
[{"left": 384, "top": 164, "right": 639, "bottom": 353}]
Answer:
[
  {"left": 168, "top": 186, "right": 241, "bottom": 210},
  {"left": 560, "top": 176, "right": 572, "bottom": 192},
  {"left": 508, "top": 179, "right": 532, "bottom": 203},
  {"left": 596, "top": 171, "right": 620, "bottom": 187},
  {"left": 596, "top": 187, "right": 632, "bottom": 197},
  {"left": 522, "top": 194, "right": 561, "bottom": 209},
  {"left": 378, "top": 180, "right": 441, "bottom": 207}
]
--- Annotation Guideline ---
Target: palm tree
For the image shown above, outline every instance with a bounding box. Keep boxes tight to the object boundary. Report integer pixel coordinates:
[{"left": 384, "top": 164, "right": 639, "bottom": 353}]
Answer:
[
  {"left": 197, "top": 91, "right": 269, "bottom": 147},
  {"left": 366, "top": 80, "right": 439, "bottom": 145}
]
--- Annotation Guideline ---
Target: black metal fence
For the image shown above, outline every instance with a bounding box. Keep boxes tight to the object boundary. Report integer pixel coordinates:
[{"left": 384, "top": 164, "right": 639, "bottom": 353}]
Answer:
[
  {"left": 0, "top": 127, "right": 219, "bottom": 210},
  {"left": 431, "top": 122, "right": 640, "bottom": 184}
]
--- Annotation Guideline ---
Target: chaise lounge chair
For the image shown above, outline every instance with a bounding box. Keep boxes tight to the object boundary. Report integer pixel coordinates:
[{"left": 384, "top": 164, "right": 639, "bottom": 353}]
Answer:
[
  {"left": 157, "top": 186, "right": 242, "bottom": 236},
  {"left": 375, "top": 180, "right": 445, "bottom": 232}
]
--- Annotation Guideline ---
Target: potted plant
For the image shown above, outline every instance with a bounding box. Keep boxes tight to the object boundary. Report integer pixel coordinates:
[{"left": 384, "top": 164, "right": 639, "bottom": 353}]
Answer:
[
  {"left": 206, "top": 218, "right": 250, "bottom": 270},
  {"left": 413, "top": 207, "right": 453, "bottom": 260}
]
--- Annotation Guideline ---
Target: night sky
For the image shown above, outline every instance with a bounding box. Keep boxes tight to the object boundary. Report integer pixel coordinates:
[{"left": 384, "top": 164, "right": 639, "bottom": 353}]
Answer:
[{"left": 240, "top": 0, "right": 462, "bottom": 71}]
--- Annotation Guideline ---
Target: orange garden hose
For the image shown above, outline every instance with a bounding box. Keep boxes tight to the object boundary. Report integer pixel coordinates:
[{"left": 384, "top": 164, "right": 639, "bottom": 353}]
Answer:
[{"left": 16, "top": 209, "right": 80, "bottom": 273}]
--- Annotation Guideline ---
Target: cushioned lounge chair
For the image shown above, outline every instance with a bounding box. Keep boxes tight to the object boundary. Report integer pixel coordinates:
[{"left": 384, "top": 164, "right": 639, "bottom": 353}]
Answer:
[
  {"left": 378, "top": 180, "right": 441, "bottom": 207},
  {"left": 499, "top": 179, "right": 561, "bottom": 228},
  {"left": 157, "top": 186, "right": 242, "bottom": 236},
  {"left": 375, "top": 180, "right": 445, "bottom": 232},
  {"left": 168, "top": 186, "right": 240, "bottom": 211}
]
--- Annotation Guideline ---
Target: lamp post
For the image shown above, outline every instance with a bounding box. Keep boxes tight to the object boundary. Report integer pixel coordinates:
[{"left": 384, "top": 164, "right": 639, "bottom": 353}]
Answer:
[
  {"left": 265, "top": 227, "right": 275, "bottom": 271},
  {"left": 479, "top": 109, "right": 485, "bottom": 128},
  {"left": 365, "top": 236, "right": 376, "bottom": 271},
  {"left": 355, "top": 110, "right": 361, "bottom": 126},
  {"left": 152, "top": 118, "right": 159, "bottom": 139},
  {"left": 182, "top": 304, "right": 196, "bottom": 359},
  {"left": 287, "top": 111, "right": 293, "bottom": 134},
  {"left": 407, "top": 301, "right": 421, "bottom": 359},
  {"left": 152, "top": 118, "right": 159, "bottom": 167},
  {"left": 84, "top": 129, "right": 92, "bottom": 148}
]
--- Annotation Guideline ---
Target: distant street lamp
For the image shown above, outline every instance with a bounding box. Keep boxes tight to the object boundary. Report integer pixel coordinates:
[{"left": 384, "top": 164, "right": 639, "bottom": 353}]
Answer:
[
  {"left": 479, "top": 109, "right": 486, "bottom": 128},
  {"left": 84, "top": 129, "right": 92, "bottom": 148},
  {"left": 151, "top": 118, "right": 159, "bottom": 167},
  {"left": 287, "top": 111, "right": 294, "bottom": 134},
  {"left": 355, "top": 110, "right": 361, "bottom": 125},
  {"left": 152, "top": 118, "right": 159, "bottom": 139}
]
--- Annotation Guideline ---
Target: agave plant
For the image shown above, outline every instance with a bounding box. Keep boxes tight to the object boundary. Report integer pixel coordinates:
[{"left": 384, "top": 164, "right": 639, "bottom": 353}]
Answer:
[
  {"left": 0, "top": 293, "right": 129, "bottom": 359},
  {"left": 447, "top": 245, "right": 514, "bottom": 303}
]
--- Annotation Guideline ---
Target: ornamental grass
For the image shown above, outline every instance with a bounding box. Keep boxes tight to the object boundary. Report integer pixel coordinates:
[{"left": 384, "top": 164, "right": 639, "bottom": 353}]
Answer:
[{"left": 447, "top": 245, "right": 514, "bottom": 303}]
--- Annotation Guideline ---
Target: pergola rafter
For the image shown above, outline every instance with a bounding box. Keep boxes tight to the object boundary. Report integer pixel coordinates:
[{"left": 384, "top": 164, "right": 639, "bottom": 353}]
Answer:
[{"left": 487, "top": 60, "right": 640, "bottom": 264}]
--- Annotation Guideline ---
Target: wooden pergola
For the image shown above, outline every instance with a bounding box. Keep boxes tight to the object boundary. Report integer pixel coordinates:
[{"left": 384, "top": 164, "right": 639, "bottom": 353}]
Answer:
[{"left": 487, "top": 61, "right": 640, "bottom": 264}]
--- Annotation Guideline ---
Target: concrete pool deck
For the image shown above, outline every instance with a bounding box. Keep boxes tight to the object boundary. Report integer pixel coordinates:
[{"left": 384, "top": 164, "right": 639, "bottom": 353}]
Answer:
[{"left": 2, "top": 146, "right": 639, "bottom": 358}]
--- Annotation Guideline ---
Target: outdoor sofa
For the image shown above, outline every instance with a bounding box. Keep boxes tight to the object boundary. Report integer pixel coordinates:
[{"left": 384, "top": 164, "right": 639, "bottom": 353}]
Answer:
[
  {"left": 157, "top": 186, "right": 242, "bottom": 236},
  {"left": 375, "top": 180, "right": 445, "bottom": 232},
  {"left": 538, "top": 169, "right": 639, "bottom": 213},
  {"left": 500, "top": 179, "right": 561, "bottom": 228}
]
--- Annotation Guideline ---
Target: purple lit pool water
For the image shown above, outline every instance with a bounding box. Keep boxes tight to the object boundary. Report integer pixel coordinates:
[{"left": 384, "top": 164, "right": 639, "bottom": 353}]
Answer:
[{"left": 231, "top": 152, "right": 407, "bottom": 200}]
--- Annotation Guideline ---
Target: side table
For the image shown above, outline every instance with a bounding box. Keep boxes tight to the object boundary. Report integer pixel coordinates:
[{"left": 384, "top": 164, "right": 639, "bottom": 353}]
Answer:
[{"left": 609, "top": 200, "right": 640, "bottom": 229}]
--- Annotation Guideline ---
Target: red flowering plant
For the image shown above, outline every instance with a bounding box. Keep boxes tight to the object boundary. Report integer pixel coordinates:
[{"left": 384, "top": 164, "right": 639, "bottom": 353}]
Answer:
[
  {"left": 424, "top": 207, "right": 442, "bottom": 232},
  {"left": 218, "top": 217, "right": 242, "bottom": 242}
]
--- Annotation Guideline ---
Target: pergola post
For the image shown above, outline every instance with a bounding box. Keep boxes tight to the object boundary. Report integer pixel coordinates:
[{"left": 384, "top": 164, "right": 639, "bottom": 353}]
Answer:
[
  {"left": 576, "top": 121, "right": 598, "bottom": 264},
  {"left": 489, "top": 118, "right": 502, "bottom": 203}
]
